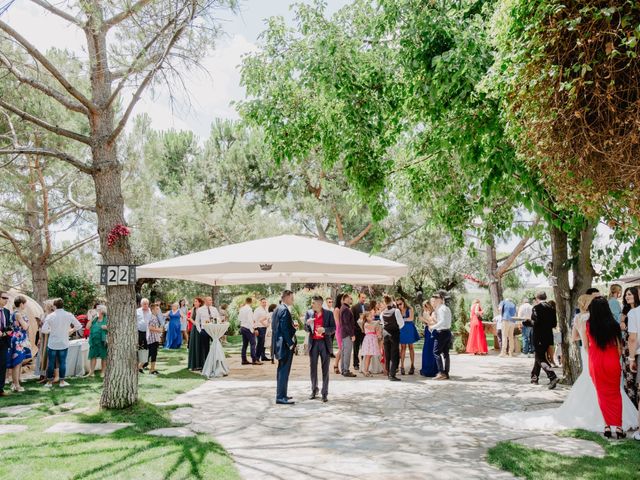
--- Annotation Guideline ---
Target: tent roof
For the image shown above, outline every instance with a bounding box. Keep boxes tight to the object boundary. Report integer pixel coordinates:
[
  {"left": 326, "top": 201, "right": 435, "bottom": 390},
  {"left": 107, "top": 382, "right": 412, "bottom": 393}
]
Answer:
[{"left": 137, "top": 235, "right": 408, "bottom": 286}]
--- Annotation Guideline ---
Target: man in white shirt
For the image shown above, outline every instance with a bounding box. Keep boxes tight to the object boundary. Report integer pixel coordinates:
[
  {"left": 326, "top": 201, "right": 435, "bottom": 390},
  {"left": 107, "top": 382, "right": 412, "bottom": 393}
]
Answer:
[
  {"left": 136, "top": 298, "right": 153, "bottom": 372},
  {"left": 254, "top": 297, "right": 271, "bottom": 362},
  {"left": 430, "top": 294, "right": 452, "bottom": 380},
  {"left": 195, "top": 296, "right": 220, "bottom": 362},
  {"left": 239, "top": 297, "right": 260, "bottom": 365},
  {"left": 380, "top": 295, "right": 405, "bottom": 381},
  {"left": 42, "top": 298, "right": 82, "bottom": 388},
  {"left": 518, "top": 298, "right": 534, "bottom": 357}
]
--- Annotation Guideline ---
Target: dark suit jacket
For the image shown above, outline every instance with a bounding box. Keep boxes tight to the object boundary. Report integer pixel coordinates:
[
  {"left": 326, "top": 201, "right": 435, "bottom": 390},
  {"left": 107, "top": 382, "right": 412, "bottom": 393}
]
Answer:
[
  {"left": 351, "top": 302, "right": 368, "bottom": 338},
  {"left": 305, "top": 308, "right": 336, "bottom": 351},
  {"left": 531, "top": 302, "right": 557, "bottom": 347},
  {"left": 0, "top": 307, "right": 11, "bottom": 348},
  {"left": 273, "top": 304, "right": 297, "bottom": 360}
]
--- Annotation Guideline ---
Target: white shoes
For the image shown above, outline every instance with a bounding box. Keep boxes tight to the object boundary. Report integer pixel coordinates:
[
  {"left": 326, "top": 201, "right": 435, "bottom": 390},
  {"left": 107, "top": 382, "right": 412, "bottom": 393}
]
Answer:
[
  {"left": 10, "top": 384, "right": 24, "bottom": 392},
  {"left": 59, "top": 380, "right": 70, "bottom": 388},
  {"left": 44, "top": 382, "right": 52, "bottom": 388},
  {"left": 633, "top": 431, "right": 640, "bottom": 441}
]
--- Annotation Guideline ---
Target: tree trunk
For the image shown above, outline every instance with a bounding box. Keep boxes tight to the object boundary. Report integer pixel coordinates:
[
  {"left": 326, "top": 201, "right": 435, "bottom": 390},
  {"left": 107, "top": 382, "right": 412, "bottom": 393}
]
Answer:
[
  {"left": 550, "top": 225, "right": 580, "bottom": 384},
  {"left": 486, "top": 240, "right": 503, "bottom": 316},
  {"left": 31, "top": 261, "right": 49, "bottom": 305}
]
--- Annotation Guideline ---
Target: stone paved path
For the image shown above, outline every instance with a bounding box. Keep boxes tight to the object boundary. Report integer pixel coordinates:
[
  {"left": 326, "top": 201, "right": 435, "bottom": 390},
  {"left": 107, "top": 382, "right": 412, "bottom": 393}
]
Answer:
[{"left": 170, "top": 353, "right": 577, "bottom": 480}]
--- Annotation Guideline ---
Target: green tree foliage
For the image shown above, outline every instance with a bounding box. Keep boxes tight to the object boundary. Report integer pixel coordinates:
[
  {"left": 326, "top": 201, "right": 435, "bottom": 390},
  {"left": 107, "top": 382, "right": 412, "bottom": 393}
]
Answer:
[{"left": 48, "top": 273, "right": 98, "bottom": 315}]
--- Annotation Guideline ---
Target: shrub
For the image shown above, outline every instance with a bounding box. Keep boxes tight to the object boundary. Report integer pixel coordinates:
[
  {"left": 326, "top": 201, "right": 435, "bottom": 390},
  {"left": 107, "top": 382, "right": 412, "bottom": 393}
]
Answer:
[{"left": 48, "top": 274, "right": 98, "bottom": 315}]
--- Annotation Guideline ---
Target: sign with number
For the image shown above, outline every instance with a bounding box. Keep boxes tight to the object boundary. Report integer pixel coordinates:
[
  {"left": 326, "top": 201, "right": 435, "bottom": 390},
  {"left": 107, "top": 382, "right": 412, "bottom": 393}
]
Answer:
[{"left": 100, "top": 265, "right": 138, "bottom": 286}]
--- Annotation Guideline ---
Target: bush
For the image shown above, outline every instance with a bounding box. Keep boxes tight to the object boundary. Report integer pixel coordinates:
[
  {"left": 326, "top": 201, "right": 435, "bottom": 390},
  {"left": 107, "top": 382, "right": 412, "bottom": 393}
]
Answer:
[{"left": 48, "top": 274, "right": 98, "bottom": 315}]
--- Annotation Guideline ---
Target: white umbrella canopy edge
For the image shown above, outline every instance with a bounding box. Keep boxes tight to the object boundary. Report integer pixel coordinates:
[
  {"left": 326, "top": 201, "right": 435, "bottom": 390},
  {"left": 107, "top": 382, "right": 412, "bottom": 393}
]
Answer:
[{"left": 137, "top": 235, "right": 408, "bottom": 284}]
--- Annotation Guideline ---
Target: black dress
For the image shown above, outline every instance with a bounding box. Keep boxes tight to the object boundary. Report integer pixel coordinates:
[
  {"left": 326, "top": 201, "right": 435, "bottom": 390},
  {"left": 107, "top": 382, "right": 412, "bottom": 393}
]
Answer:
[{"left": 187, "top": 308, "right": 204, "bottom": 370}]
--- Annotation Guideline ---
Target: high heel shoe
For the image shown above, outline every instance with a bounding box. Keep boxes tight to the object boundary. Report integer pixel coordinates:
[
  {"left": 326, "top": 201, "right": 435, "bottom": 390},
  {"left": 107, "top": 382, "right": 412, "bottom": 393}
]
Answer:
[
  {"left": 334, "top": 366, "right": 340, "bottom": 374},
  {"left": 604, "top": 426, "right": 612, "bottom": 439},
  {"left": 409, "top": 366, "right": 415, "bottom": 375},
  {"left": 616, "top": 428, "right": 626, "bottom": 439},
  {"left": 400, "top": 367, "right": 405, "bottom": 375}
]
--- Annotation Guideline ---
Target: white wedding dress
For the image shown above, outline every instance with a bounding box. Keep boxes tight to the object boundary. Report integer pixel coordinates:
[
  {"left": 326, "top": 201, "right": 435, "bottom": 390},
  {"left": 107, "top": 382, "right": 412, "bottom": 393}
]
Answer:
[{"left": 500, "top": 314, "right": 639, "bottom": 432}]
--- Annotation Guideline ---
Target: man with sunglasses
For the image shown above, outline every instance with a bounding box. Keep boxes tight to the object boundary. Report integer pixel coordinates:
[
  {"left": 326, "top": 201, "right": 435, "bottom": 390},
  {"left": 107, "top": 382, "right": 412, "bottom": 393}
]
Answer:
[{"left": 0, "top": 292, "right": 11, "bottom": 396}]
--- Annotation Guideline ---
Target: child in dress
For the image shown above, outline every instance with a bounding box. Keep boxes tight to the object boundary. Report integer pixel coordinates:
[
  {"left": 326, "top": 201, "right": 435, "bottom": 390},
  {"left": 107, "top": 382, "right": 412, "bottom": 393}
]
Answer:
[{"left": 360, "top": 311, "right": 381, "bottom": 377}]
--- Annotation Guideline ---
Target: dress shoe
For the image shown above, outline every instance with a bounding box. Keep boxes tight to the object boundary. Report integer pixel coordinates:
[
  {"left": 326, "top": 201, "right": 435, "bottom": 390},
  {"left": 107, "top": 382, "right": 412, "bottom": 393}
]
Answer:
[
  {"left": 322, "top": 396, "right": 328, "bottom": 403},
  {"left": 252, "top": 361, "right": 263, "bottom": 365},
  {"left": 389, "top": 376, "right": 401, "bottom": 382},
  {"left": 342, "top": 372, "right": 356, "bottom": 378},
  {"left": 261, "top": 357, "right": 271, "bottom": 362},
  {"left": 241, "top": 361, "right": 251, "bottom": 365},
  {"left": 276, "top": 399, "right": 295, "bottom": 405},
  {"left": 309, "top": 389, "right": 319, "bottom": 400},
  {"left": 548, "top": 378, "right": 559, "bottom": 390}
]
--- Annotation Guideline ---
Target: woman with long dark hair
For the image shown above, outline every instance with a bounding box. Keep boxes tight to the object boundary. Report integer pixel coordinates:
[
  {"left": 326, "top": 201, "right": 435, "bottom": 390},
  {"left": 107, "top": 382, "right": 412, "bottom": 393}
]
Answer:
[
  {"left": 587, "top": 297, "right": 625, "bottom": 438},
  {"left": 621, "top": 286, "right": 639, "bottom": 406},
  {"left": 187, "top": 297, "right": 205, "bottom": 370},
  {"left": 333, "top": 293, "right": 343, "bottom": 375}
]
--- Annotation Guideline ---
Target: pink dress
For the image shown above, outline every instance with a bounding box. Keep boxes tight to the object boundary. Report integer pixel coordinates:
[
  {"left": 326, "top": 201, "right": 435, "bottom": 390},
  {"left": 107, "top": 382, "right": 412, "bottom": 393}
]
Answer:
[
  {"left": 360, "top": 323, "right": 381, "bottom": 356},
  {"left": 334, "top": 308, "right": 343, "bottom": 349}
]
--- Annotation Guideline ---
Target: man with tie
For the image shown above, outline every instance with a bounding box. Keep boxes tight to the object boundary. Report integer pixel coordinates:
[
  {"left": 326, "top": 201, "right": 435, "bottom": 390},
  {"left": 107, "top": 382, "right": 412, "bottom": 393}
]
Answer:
[
  {"left": 351, "top": 292, "right": 368, "bottom": 371},
  {"left": 0, "top": 292, "right": 12, "bottom": 396},
  {"left": 196, "top": 297, "right": 220, "bottom": 363},
  {"left": 273, "top": 290, "right": 297, "bottom": 405},
  {"left": 306, "top": 295, "right": 336, "bottom": 402}
]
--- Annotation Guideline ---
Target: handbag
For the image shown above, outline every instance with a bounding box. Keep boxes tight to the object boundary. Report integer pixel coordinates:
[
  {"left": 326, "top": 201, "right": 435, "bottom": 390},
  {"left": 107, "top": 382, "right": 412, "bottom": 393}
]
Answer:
[{"left": 137, "top": 348, "right": 149, "bottom": 364}]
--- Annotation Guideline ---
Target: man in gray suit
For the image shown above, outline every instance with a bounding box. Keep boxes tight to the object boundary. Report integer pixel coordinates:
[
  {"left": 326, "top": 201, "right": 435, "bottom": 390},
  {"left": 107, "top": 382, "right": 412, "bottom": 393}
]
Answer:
[{"left": 305, "top": 296, "right": 336, "bottom": 402}]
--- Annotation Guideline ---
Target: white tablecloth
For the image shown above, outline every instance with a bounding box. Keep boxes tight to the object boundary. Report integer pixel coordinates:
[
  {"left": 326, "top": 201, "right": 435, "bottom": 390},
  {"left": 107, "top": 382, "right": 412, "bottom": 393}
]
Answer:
[
  {"left": 201, "top": 323, "right": 229, "bottom": 379},
  {"left": 35, "top": 338, "right": 88, "bottom": 377}
]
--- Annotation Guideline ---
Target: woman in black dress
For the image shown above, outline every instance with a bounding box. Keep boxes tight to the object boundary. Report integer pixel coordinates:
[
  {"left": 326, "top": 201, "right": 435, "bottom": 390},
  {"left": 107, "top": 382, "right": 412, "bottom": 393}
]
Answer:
[{"left": 188, "top": 297, "right": 205, "bottom": 370}]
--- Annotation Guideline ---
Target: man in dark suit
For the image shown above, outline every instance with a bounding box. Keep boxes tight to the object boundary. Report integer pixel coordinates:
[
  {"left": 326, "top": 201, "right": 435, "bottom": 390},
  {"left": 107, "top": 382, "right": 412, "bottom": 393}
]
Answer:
[
  {"left": 528, "top": 291, "right": 559, "bottom": 389},
  {"left": 305, "top": 295, "right": 336, "bottom": 402},
  {"left": 351, "top": 292, "right": 368, "bottom": 371},
  {"left": 273, "top": 290, "right": 297, "bottom": 405},
  {"left": 0, "top": 291, "right": 12, "bottom": 397}
]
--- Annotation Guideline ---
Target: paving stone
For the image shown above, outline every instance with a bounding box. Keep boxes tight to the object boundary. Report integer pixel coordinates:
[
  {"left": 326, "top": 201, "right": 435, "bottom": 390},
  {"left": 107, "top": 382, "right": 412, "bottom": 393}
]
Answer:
[
  {"left": 147, "top": 427, "right": 195, "bottom": 438},
  {"left": 512, "top": 435, "right": 606, "bottom": 458},
  {"left": 0, "top": 403, "right": 44, "bottom": 415},
  {"left": 0, "top": 424, "right": 28, "bottom": 434},
  {"left": 45, "top": 422, "right": 133, "bottom": 435}
]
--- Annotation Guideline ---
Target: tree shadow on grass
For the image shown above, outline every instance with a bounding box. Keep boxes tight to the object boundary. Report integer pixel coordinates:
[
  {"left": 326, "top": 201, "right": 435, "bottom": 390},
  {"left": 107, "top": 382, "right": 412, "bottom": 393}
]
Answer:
[{"left": 487, "top": 430, "right": 640, "bottom": 480}]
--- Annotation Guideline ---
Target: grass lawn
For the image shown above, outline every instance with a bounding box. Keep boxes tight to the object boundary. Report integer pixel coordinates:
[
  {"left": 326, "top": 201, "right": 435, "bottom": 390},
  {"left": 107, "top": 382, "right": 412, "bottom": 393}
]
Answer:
[
  {"left": 488, "top": 430, "right": 640, "bottom": 480},
  {"left": 0, "top": 349, "right": 240, "bottom": 480}
]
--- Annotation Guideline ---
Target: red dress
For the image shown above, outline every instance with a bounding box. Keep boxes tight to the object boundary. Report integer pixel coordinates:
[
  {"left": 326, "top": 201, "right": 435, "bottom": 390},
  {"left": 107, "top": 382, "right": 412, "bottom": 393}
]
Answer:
[
  {"left": 466, "top": 304, "right": 488, "bottom": 354},
  {"left": 587, "top": 322, "right": 622, "bottom": 427}
]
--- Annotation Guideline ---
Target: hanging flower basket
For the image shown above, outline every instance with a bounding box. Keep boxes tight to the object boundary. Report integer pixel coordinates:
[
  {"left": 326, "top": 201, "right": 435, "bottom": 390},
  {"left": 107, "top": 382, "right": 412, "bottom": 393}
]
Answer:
[{"left": 107, "top": 224, "right": 131, "bottom": 248}]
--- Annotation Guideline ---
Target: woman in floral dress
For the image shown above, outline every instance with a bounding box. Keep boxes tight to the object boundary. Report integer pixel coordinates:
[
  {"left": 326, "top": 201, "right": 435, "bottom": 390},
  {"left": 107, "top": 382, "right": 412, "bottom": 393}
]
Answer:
[{"left": 7, "top": 296, "right": 32, "bottom": 392}]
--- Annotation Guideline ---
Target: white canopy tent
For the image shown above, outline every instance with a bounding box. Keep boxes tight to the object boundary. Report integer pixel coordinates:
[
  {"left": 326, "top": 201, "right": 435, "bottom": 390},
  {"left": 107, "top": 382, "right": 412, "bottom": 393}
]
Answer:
[{"left": 137, "top": 235, "right": 408, "bottom": 286}]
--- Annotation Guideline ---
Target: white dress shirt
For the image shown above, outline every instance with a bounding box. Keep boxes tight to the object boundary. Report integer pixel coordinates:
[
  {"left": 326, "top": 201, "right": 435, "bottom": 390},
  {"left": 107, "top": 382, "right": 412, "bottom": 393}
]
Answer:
[
  {"left": 431, "top": 304, "right": 452, "bottom": 331},
  {"left": 195, "top": 305, "right": 220, "bottom": 331},
  {"left": 239, "top": 304, "right": 255, "bottom": 331},
  {"left": 518, "top": 302, "right": 533, "bottom": 320},
  {"left": 41, "top": 309, "right": 82, "bottom": 350},
  {"left": 253, "top": 306, "right": 269, "bottom": 328},
  {"left": 627, "top": 306, "right": 640, "bottom": 355},
  {"left": 136, "top": 307, "right": 152, "bottom": 332}
]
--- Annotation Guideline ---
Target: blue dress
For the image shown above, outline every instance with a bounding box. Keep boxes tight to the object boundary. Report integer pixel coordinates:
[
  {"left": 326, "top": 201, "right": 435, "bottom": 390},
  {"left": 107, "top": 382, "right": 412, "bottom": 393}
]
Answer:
[
  {"left": 7, "top": 312, "right": 32, "bottom": 368},
  {"left": 420, "top": 326, "right": 438, "bottom": 377},
  {"left": 399, "top": 307, "right": 420, "bottom": 344},
  {"left": 164, "top": 311, "right": 182, "bottom": 349}
]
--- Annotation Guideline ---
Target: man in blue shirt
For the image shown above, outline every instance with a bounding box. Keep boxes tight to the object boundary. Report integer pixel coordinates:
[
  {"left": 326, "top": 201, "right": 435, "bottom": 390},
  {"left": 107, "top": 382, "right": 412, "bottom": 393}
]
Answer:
[{"left": 499, "top": 298, "right": 518, "bottom": 357}]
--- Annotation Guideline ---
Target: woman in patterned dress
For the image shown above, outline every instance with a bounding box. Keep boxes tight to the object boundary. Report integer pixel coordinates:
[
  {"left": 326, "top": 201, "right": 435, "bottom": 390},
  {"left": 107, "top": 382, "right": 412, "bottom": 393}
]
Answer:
[
  {"left": 620, "top": 286, "right": 639, "bottom": 406},
  {"left": 7, "top": 296, "right": 32, "bottom": 392}
]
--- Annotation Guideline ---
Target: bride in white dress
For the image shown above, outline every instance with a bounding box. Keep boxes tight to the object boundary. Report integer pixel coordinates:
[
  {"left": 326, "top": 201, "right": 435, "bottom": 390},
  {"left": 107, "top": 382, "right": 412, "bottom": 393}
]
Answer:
[{"left": 500, "top": 295, "right": 638, "bottom": 432}]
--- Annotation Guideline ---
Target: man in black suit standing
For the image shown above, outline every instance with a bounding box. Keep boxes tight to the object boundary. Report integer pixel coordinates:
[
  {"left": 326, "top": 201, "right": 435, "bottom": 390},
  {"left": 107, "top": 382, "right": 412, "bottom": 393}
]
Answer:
[
  {"left": 0, "top": 291, "right": 12, "bottom": 397},
  {"left": 273, "top": 290, "right": 297, "bottom": 405},
  {"left": 351, "top": 292, "right": 368, "bottom": 372},
  {"left": 306, "top": 295, "right": 336, "bottom": 402},
  {"left": 528, "top": 291, "right": 559, "bottom": 389}
]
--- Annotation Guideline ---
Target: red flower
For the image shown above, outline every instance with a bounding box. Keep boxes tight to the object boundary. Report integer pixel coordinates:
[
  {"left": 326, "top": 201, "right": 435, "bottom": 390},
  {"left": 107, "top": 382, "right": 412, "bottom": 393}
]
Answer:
[
  {"left": 107, "top": 224, "right": 131, "bottom": 247},
  {"left": 70, "top": 291, "right": 77, "bottom": 298}
]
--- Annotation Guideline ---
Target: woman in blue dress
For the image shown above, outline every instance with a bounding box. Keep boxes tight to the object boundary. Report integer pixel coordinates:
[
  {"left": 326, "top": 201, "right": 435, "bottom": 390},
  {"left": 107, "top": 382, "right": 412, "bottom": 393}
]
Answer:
[
  {"left": 398, "top": 297, "right": 420, "bottom": 375},
  {"left": 420, "top": 301, "right": 438, "bottom": 377},
  {"left": 7, "top": 296, "right": 32, "bottom": 392},
  {"left": 164, "top": 303, "right": 182, "bottom": 349}
]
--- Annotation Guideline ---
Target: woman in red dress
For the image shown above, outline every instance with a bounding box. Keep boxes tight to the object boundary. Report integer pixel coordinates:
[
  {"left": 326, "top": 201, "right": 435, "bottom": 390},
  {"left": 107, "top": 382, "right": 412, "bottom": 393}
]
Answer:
[
  {"left": 466, "top": 299, "right": 488, "bottom": 355},
  {"left": 587, "top": 296, "right": 625, "bottom": 438}
]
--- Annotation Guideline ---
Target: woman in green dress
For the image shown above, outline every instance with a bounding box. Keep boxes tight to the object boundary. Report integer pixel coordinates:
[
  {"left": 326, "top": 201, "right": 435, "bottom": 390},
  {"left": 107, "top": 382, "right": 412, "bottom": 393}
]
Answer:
[{"left": 87, "top": 304, "right": 108, "bottom": 377}]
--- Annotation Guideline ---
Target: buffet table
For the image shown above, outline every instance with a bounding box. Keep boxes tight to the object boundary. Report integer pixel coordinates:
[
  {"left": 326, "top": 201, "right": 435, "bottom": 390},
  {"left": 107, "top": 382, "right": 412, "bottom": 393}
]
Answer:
[
  {"left": 201, "top": 323, "right": 229, "bottom": 379},
  {"left": 34, "top": 338, "right": 90, "bottom": 377}
]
